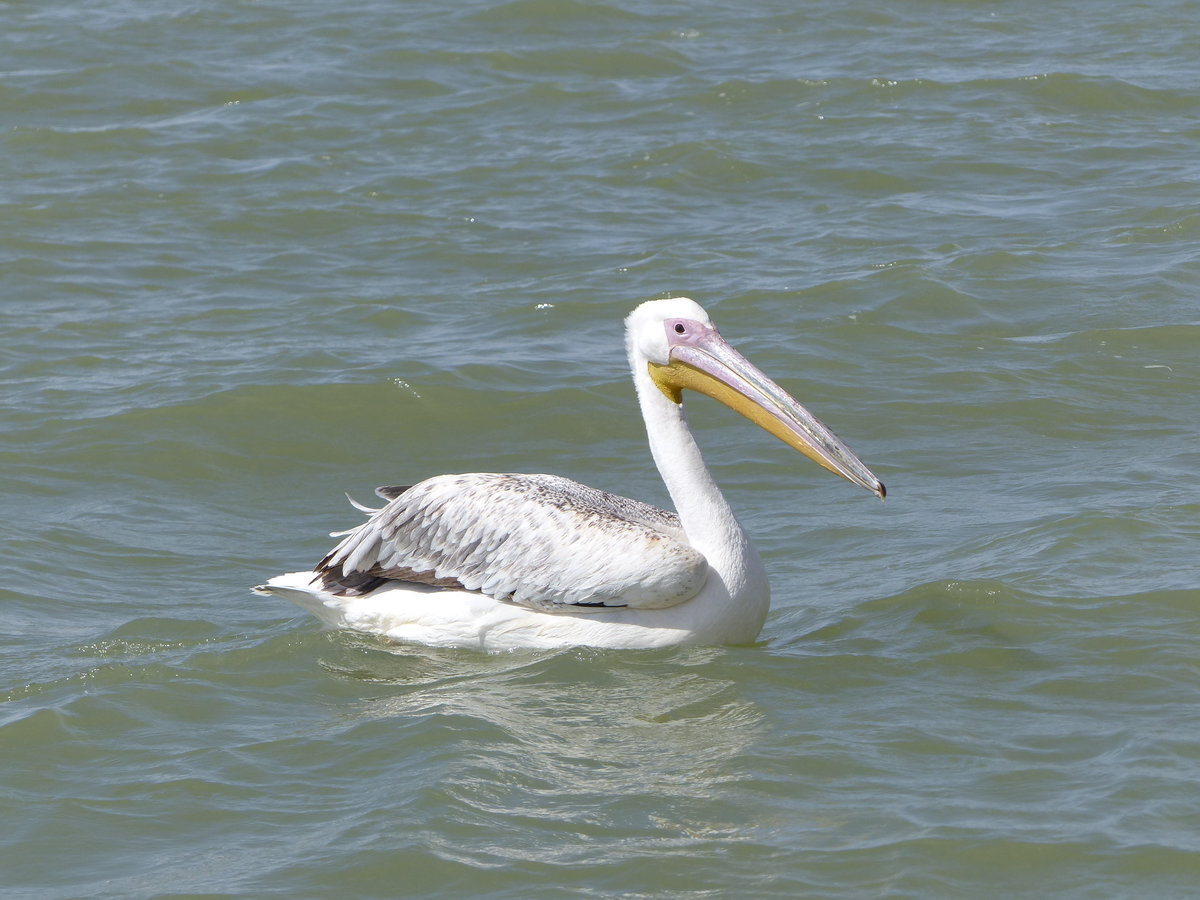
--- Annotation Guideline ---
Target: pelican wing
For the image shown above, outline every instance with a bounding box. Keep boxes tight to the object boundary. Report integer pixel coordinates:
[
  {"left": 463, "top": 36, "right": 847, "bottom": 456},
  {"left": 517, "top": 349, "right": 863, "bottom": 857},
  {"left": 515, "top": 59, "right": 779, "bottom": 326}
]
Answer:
[{"left": 316, "top": 473, "right": 708, "bottom": 611}]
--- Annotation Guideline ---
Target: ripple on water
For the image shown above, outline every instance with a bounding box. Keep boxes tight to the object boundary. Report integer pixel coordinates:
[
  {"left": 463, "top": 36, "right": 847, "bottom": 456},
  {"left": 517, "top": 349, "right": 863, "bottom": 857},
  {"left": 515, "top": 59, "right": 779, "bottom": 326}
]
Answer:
[{"left": 4, "top": 0, "right": 1200, "bottom": 896}]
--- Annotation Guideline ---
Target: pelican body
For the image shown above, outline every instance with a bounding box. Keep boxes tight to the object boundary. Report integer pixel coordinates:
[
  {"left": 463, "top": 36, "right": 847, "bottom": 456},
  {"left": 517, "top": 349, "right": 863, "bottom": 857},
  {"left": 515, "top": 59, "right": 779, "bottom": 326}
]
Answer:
[{"left": 256, "top": 298, "right": 884, "bottom": 650}]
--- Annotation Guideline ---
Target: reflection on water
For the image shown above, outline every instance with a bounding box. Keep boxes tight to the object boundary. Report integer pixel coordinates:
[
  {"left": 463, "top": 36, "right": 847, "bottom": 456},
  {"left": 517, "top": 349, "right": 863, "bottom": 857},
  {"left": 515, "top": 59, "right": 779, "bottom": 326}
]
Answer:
[{"left": 319, "top": 640, "right": 766, "bottom": 864}]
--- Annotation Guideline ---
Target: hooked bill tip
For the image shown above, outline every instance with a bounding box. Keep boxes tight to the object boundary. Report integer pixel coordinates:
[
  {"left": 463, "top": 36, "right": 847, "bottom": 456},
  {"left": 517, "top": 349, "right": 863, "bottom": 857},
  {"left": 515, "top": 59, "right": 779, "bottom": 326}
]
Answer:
[{"left": 877, "top": 481, "right": 887, "bottom": 500}]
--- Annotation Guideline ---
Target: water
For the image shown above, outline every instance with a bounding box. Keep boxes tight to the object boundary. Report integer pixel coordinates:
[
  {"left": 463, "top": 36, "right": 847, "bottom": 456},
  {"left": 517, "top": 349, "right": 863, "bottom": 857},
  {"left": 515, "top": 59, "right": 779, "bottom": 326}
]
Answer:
[{"left": 3, "top": 0, "right": 1199, "bottom": 896}]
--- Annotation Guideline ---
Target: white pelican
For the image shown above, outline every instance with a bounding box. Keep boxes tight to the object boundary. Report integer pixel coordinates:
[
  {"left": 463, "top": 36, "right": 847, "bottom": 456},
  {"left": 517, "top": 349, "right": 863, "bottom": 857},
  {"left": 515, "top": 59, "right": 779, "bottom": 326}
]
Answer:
[{"left": 256, "top": 297, "right": 884, "bottom": 650}]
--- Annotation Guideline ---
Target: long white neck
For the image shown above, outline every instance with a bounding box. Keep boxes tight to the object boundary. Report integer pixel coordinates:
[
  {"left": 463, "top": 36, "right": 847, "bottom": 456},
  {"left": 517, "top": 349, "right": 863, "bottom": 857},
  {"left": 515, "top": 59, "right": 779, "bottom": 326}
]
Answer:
[{"left": 628, "top": 356, "right": 764, "bottom": 602}]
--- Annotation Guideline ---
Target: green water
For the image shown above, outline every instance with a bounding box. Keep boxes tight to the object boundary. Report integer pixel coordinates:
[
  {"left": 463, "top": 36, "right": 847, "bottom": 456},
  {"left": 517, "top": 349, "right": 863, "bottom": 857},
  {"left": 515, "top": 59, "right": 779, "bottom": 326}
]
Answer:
[{"left": 3, "top": 1, "right": 1199, "bottom": 897}]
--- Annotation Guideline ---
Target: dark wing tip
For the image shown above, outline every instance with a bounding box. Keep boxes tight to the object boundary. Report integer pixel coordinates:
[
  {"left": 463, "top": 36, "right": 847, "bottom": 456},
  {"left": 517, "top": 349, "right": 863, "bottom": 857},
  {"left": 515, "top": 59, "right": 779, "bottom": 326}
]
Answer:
[{"left": 376, "top": 485, "right": 413, "bottom": 501}]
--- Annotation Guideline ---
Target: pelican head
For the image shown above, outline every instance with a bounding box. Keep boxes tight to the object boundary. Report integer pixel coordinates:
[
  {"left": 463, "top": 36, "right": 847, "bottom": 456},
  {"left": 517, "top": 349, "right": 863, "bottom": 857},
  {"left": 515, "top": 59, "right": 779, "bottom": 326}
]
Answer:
[{"left": 627, "top": 297, "right": 885, "bottom": 498}]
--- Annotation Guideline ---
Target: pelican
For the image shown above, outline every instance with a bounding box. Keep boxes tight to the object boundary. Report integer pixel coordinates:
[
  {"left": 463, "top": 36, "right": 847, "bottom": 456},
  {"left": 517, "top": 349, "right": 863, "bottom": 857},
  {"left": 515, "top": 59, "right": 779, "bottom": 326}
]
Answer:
[{"left": 256, "top": 297, "right": 884, "bottom": 650}]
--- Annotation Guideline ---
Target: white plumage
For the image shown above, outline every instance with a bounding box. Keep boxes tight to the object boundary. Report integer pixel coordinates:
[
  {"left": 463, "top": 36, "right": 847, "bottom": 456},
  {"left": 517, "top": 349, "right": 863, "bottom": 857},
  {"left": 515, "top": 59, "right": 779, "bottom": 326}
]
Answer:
[
  {"left": 322, "top": 474, "right": 708, "bottom": 611},
  {"left": 256, "top": 297, "right": 884, "bottom": 650}
]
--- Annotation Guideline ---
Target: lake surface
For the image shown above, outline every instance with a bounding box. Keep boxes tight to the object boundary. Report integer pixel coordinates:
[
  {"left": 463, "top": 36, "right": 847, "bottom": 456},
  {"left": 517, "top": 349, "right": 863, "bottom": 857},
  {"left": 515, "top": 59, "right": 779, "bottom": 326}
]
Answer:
[{"left": 3, "top": 1, "right": 1199, "bottom": 897}]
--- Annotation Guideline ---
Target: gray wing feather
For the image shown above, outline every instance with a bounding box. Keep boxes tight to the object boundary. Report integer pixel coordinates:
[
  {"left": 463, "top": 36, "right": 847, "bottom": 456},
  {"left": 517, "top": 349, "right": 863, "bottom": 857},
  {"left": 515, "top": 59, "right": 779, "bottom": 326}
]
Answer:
[{"left": 317, "top": 473, "right": 708, "bottom": 611}]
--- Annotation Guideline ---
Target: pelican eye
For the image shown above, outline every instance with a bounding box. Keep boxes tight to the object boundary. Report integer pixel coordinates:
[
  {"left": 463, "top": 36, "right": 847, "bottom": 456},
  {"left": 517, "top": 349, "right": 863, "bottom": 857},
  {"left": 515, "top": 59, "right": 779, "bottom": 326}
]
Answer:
[{"left": 674, "top": 323, "right": 686, "bottom": 334}]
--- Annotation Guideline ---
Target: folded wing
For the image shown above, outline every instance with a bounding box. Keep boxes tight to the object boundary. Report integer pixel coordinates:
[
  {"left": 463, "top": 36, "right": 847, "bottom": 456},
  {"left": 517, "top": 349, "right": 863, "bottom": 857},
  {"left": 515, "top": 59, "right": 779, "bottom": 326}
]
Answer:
[{"left": 316, "top": 473, "right": 708, "bottom": 611}]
